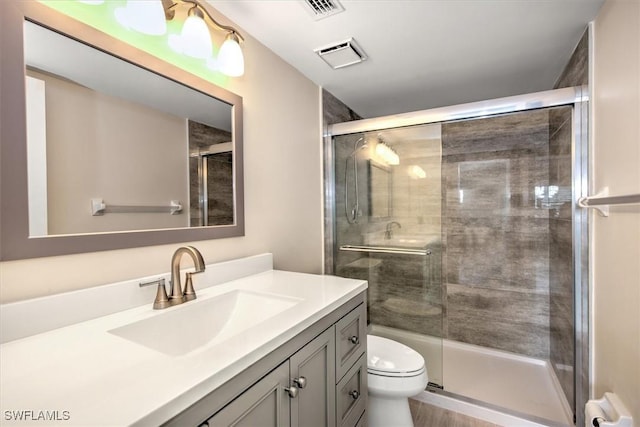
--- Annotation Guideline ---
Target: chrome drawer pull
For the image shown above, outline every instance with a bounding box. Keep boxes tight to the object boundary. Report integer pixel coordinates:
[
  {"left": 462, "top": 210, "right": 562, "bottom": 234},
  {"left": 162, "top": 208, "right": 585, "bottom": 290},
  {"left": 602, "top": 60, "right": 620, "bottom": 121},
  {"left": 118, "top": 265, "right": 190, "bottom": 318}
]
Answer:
[
  {"left": 349, "top": 390, "right": 360, "bottom": 400},
  {"left": 293, "top": 376, "right": 307, "bottom": 389},
  {"left": 349, "top": 335, "right": 359, "bottom": 345}
]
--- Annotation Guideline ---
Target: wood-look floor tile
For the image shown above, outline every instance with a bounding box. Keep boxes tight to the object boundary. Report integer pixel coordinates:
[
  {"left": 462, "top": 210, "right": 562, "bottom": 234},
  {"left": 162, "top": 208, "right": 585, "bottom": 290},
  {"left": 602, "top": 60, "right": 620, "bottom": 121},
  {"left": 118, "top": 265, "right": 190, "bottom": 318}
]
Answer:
[{"left": 409, "top": 399, "right": 501, "bottom": 427}]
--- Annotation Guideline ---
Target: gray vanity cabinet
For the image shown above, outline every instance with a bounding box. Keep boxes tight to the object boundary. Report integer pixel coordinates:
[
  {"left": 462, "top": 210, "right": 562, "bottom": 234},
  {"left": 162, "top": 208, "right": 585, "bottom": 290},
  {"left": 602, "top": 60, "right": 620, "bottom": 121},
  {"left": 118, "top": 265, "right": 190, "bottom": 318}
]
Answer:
[
  {"left": 205, "top": 328, "right": 336, "bottom": 427},
  {"left": 205, "top": 362, "right": 291, "bottom": 427},
  {"left": 165, "top": 293, "right": 367, "bottom": 427},
  {"left": 290, "top": 327, "right": 336, "bottom": 427}
]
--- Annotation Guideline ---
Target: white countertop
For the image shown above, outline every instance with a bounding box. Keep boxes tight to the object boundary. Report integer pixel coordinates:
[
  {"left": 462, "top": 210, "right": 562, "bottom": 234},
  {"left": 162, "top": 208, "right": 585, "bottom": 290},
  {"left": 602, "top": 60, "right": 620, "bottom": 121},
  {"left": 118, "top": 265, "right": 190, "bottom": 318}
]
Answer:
[{"left": 0, "top": 270, "right": 366, "bottom": 426}]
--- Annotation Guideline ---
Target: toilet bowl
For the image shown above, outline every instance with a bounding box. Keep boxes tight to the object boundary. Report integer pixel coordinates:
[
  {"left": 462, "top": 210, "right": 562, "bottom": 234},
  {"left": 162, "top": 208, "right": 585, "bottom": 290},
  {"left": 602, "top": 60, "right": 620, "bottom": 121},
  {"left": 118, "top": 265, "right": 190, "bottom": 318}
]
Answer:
[{"left": 367, "top": 335, "right": 428, "bottom": 427}]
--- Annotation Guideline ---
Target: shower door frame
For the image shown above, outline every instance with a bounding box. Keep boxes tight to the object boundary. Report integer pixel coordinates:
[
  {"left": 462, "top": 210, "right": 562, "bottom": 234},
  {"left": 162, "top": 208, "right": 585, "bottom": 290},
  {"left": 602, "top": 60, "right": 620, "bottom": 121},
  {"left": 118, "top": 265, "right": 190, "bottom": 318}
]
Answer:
[{"left": 323, "top": 86, "right": 590, "bottom": 426}]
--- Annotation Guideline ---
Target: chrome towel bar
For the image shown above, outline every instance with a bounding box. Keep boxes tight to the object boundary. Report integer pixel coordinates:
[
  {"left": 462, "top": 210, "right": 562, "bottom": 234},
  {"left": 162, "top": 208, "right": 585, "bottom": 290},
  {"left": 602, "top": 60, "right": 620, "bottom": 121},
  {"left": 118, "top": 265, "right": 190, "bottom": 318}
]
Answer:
[
  {"left": 340, "top": 244, "right": 431, "bottom": 256},
  {"left": 578, "top": 190, "right": 640, "bottom": 217},
  {"left": 91, "top": 198, "right": 183, "bottom": 216}
]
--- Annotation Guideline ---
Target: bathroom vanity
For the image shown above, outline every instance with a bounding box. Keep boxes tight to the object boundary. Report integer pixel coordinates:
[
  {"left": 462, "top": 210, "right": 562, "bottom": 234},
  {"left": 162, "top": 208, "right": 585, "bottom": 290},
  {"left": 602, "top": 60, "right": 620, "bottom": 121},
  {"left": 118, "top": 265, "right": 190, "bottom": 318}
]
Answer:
[{"left": 0, "top": 254, "right": 368, "bottom": 426}]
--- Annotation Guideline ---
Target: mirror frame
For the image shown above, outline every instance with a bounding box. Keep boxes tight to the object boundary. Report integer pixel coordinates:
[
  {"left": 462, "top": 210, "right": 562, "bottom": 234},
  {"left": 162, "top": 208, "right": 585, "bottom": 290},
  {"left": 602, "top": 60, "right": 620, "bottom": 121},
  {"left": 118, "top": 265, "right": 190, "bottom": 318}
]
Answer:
[{"left": 0, "top": 1, "right": 244, "bottom": 260}]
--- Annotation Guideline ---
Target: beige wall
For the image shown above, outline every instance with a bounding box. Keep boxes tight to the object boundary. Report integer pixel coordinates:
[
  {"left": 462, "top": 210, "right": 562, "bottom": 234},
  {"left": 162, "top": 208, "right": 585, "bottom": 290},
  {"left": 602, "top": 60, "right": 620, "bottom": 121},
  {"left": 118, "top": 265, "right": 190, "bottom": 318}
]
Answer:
[
  {"left": 28, "top": 70, "right": 189, "bottom": 235},
  {"left": 592, "top": 0, "right": 640, "bottom": 420},
  {"left": 0, "top": 9, "right": 323, "bottom": 302}
]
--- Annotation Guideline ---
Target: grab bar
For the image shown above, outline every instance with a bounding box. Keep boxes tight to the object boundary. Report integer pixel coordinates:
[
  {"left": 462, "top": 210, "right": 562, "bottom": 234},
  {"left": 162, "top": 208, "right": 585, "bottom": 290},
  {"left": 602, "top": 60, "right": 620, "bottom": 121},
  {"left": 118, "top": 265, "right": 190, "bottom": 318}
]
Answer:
[
  {"left": 340, "top": 244, "right": 431, "bottom": 256},
  {"left": 91, "top": 199, "right": 182, "bottom": 216},
  {"left": 578, "top": 190, "right": 640, "bottom": 217}
]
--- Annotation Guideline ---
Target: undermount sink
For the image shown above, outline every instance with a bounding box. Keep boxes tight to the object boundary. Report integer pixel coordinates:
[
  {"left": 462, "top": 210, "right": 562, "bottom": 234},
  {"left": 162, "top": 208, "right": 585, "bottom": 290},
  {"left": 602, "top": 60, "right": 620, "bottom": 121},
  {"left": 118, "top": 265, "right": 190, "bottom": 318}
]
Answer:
[{"left": 109, "top": 290, "right": 301, "bottom": 356}]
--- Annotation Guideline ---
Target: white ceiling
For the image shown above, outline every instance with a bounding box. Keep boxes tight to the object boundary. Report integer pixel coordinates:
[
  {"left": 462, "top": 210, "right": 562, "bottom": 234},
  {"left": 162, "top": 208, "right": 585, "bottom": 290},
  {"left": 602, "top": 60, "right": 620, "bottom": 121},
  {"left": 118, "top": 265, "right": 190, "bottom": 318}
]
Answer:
[{"left": 209, "top": 0, "right": 603, "bottom": 119}]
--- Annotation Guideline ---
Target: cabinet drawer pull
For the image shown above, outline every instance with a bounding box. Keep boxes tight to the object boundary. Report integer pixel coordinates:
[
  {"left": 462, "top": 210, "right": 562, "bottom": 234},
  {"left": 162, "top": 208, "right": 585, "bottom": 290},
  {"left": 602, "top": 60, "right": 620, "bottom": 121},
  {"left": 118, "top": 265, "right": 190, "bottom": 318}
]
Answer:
[
  {"left": 349, "top": 390, "right": 360, "bottom": 400},
  {"left": 349, "top": 335, "right": 359, "bottom": 345},
  {"left": 285, "top": 386, "right": 299, "bottom": 398},
  {"left": 293, "top": 376, "right": 307, "bottom": 389}
]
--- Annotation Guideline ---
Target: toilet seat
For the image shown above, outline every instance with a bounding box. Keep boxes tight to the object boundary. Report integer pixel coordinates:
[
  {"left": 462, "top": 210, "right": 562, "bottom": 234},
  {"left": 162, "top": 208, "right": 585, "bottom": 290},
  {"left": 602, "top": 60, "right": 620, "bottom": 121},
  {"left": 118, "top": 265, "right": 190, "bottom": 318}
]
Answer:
[{"left": 367, "top": 335, "right": 426, "bottom": 378}]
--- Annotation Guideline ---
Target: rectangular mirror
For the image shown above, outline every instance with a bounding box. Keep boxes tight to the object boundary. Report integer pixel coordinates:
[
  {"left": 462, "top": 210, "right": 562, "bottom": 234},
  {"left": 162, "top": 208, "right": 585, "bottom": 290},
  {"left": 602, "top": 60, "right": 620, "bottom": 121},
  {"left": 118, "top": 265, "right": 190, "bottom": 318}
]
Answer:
[{"left": 0, "top": 2, "right": 244, "bottom": 260}]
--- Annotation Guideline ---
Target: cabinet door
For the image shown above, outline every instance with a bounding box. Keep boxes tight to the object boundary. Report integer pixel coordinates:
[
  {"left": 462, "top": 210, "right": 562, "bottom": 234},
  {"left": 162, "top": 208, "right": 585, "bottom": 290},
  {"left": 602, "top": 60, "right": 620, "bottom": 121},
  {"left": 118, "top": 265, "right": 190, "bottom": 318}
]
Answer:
[
  {"left": 290, "top": 327, "right": 336, "bottom": 427},
  {"left": 206, "top": 361, "right": 291, "bottom": 427}
]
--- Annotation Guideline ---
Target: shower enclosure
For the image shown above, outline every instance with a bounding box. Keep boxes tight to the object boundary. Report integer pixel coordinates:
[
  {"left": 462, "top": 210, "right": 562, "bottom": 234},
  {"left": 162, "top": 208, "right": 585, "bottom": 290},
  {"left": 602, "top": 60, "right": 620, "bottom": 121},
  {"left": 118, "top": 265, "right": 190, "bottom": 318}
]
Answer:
[
  {"left": 188, "top": 120, "right": 234, "bottom": 227},
  {"left": 325, "top": 87, "right": 589, "bottom": 426}
]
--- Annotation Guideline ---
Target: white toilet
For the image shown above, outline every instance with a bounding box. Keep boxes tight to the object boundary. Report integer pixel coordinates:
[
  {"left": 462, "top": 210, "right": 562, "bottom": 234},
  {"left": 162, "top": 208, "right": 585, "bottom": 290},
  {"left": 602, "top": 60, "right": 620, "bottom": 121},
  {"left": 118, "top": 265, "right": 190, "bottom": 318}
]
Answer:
[{"left": 367, "top": 335, "right": 428, "bottom": 427}]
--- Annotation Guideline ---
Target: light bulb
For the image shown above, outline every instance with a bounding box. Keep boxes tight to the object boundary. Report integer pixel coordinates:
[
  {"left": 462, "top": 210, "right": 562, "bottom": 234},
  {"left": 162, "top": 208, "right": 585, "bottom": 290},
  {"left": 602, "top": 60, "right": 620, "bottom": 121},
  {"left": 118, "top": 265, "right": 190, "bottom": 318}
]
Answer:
[
  {"left": 218, "top": 33, "right": 244, "bottom": 77},
  {"left": 375, "top": 143, "right": 399, "bottom": 165},
  {"left": 114, "top": 0, "right": 167, "bottom": 36},
  {"left": 169, "top": 11, "right": 213, "bottom": 59},
  {"left": 409, "top": 165, "right": 426, "bottom": 179}
]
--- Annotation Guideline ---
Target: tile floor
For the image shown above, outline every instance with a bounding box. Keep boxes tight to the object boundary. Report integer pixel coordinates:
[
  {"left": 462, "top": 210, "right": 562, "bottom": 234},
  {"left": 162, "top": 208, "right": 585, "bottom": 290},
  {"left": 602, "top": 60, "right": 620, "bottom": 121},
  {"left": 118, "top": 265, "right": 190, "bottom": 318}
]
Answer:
[{"left": 409, "top": 399, "right": 502, "bottom": 427}]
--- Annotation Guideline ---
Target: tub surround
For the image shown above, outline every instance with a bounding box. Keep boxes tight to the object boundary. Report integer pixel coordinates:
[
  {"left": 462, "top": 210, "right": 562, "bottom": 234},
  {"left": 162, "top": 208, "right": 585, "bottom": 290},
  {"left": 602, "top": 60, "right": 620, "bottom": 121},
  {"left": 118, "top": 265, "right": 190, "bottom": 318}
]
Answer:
[{"left": 0, "top": 254, "right": 367, "bottom": 426}]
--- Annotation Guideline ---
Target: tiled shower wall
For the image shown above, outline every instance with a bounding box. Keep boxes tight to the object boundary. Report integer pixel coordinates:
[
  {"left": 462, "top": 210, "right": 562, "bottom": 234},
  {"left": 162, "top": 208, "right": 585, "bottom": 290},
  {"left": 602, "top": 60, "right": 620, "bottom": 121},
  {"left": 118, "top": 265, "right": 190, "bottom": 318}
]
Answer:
[
  {"left": 548, "top": 106, "right": 575, "bottom": 410},
  {"left": 441, "top": 110, "right": 553, "bottom": 359}
]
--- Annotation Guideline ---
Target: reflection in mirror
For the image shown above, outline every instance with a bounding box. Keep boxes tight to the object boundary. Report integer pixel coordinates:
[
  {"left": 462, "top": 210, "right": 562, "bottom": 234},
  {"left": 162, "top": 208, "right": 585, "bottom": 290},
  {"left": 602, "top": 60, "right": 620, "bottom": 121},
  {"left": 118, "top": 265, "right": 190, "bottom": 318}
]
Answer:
[
  {"left": 369, "top": 161, "right": 392, "bottom": 219},
  {"left": 23, "top": 21, "right": 234, "bottom": 237},
  {"left": 188, "top": 121, "right": 233, "bottom": 227}
]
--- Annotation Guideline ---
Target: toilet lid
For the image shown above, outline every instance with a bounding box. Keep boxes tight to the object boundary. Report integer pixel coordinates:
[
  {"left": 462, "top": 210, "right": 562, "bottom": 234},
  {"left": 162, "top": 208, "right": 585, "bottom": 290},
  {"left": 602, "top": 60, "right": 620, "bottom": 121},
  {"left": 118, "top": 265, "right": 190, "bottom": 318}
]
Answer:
[{"left": 367, "top": 335, "right": 425, "bottom": 375}]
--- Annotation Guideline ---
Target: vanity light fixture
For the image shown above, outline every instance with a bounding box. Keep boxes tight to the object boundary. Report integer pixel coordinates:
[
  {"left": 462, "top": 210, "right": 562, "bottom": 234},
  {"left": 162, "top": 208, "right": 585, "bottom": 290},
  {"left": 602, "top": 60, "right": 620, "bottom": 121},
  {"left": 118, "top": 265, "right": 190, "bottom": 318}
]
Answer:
[
  {"left": 114, "top": 0, "right": 168, "bottom": 36},
  {"left": 376, "top": 141, "right": 400, "bottom": 165},
  {"left": 165, "top": 0, "right": 245, "bottom": 76},
  {"left": 112, "top": 0, "right": 245, "bottom": 76},
  {"left": 168, "top": 6, "right": 213, "bottom": 59}
]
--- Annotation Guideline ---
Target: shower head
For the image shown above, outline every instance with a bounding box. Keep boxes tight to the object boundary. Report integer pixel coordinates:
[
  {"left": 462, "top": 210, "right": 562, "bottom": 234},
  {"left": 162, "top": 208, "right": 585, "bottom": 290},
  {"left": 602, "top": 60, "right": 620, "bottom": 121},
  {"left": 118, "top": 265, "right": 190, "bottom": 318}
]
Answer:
[{"left": 348, "top": 137, "right": 368, "bottom": 157}]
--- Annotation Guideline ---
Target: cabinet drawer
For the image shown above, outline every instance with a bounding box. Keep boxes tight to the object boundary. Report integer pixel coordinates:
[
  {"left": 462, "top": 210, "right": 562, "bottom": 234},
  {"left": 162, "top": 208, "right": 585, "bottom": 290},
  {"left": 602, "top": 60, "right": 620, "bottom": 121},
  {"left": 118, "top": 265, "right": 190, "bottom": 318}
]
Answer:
[
  {"left": 335, "top": 304, "right": 366, "bottom": 381},
  {"left": 336, "top": 354, "right": 367, "bottom": 427}
]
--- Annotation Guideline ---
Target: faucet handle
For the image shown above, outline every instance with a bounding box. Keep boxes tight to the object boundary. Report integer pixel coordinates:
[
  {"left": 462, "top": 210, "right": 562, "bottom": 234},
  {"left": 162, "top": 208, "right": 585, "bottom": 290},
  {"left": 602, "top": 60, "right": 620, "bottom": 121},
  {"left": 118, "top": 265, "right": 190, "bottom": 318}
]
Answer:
[
  {"left": 140, "top": 278, "right": 171, "bottom": 310},
  {"left": 153, "top": 280, "right": 171, "bottom": 310},
  {"left": 183, "top": 272, "right": 197, "bottom": 302}
]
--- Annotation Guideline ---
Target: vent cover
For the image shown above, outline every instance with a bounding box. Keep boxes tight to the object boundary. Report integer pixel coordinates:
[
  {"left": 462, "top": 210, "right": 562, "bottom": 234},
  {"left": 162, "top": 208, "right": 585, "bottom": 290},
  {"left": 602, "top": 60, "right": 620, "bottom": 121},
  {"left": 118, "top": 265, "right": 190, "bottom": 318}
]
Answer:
[
  {"left": 301, "top": 0, "right": 345, "bottom": 21},
  {"left": 315, "top": 38, "right": 367, "bottom": 69}
]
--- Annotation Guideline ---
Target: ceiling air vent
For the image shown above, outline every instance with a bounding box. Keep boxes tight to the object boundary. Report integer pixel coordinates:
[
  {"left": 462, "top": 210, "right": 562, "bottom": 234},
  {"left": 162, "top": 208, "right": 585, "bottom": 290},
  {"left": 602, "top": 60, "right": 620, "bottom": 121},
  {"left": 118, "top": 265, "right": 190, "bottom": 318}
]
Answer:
[
  {"left": 301, "top": 0, "right": 345, "bottom": 21},
  {"left": 315, "top": 38, "right": 367, "bottom": 69}
]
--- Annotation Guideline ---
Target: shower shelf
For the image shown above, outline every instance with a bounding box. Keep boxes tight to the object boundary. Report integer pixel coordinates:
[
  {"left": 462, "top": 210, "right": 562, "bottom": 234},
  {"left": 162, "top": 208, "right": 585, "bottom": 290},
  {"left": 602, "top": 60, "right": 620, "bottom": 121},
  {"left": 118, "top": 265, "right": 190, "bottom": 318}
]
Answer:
[{"left": 340, "top": 245, "right": 431, "bottom": 256}]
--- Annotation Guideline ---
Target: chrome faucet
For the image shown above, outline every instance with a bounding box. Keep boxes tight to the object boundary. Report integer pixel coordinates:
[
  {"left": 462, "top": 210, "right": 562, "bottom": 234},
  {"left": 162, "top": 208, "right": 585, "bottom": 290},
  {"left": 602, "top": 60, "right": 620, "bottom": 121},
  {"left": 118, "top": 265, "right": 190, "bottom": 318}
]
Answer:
[
  {"left": 168, "top": 246, "right": 206, "bottom": 306},
  {"left": 384, "top": 221, "right": 402, "bottom": 239}
]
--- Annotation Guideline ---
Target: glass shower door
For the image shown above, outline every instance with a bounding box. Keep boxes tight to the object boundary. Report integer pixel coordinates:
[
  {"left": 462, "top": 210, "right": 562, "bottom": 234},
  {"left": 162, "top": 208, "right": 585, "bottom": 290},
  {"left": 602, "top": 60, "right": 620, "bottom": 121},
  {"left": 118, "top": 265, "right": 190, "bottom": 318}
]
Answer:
[{"left": 331, "top": 124, "right": 444, "bottom": 387}]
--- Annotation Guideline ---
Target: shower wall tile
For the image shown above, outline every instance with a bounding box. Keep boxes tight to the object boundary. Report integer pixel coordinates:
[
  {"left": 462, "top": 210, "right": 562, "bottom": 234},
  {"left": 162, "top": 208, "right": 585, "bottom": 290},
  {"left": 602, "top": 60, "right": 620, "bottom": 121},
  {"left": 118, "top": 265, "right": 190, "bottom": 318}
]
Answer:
[
  {"left": 555, "top": 29, "right": 589, "bottom": 89},
  {"left": 548, "top": 106, "right": 575, "bottom": 411},
  {"left": 441, "top": 110, "right": 552, "bottom": 358},
  {"left": 445, "top": 220, "right": 550, "bottom": 292},
  {"left": 323, "top": 89, "right": 363, "bottom": 125},
  {"left": 368, "top": 251, "right": 444, "bottom": 338},
  {"left": 323, "top": 90, "right": 363, "bottom": 273},
  {"left": 447, "top": 284, "right": 550, "bottom": 359}
]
